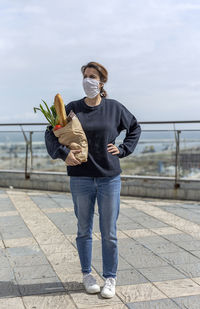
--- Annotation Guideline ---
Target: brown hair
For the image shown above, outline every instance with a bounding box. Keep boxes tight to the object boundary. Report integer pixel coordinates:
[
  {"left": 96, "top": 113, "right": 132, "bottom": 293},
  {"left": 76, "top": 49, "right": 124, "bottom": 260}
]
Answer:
[{"left": 81, "top": 61, "right": 108, "bottom": 97}]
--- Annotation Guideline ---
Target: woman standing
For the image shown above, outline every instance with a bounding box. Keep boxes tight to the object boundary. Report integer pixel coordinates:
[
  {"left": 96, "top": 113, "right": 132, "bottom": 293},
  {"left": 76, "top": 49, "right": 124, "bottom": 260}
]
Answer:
[{"left": 45, "top": 61, "right": 141, "bottom": 298}]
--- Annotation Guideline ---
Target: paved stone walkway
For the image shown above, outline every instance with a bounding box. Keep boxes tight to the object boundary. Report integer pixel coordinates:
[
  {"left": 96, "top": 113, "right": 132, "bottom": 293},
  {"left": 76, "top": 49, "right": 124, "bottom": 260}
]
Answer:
[{"left": 1, "top": 188, "right": 200, "bottom": 308}]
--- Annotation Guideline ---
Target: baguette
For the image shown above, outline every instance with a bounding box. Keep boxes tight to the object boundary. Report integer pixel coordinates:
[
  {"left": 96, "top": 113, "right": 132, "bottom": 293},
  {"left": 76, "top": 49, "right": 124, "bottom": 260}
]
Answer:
[{"left": 54, "top": 94, "right": 67, "bottom": 126}]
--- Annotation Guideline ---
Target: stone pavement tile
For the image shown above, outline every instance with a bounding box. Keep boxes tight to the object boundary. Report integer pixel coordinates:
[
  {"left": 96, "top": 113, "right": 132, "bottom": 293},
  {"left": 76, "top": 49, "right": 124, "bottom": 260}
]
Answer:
[
  {"left": 41, "top": 240, "right": 75, "bottom": 255},
  {"left": 0, "top": 240, "right": 4, "bottom": 248},
  {"left": 154, "top": 278, "right": 200, "bottom": 298},
  {"left": 120, "top": 202, "right": 134, "bottom": 209},
  {"left": 129, "top": 202, "right": 200, "bottom": 235},
  {"left": 117, "top": 215, "right": 144, "bottom": 230},
  {"left": 43, "top": 208, "right": 67, "bottom": 214},
  {"left": 176, "top": 240, "right": 200, "bottom": 251},
  {"left": 0, "top": 191, "right": 7, "bottom": 195},
  {"left": 191, "top": 276, "right": 200, "bottom": 285},
  {"left": 0, "top": 248, "right": 7, "bottom": 258},
  {"left": 22, "top": 292, "right": 77, "bottom": 309},
  {"left": 190, "top": 232, "right": 200, "bottom": 240},
  {"left": 119, "top": 208, "right": 145, "bottom": 218},
  {"left": 127, "top": 298, "right": 180, "bottom": 308},
  {"left": 30, "top": 196, "right": 61, "bottom": 209},
  {"left": 95, "top": 231, "right": 128, "bottom": 240},
  {"left": 172, "top": 294, "right": 200, "bottom": 309},
  {"left": 190, "top": 250, "right": 200, "bottom": 259},
  {"left": 0, "top": 267, "right": 15, "bottom": 281},
  {"left": 87, "top": 232, "right": 102, "bottom": 240},
  {"left": 47, "top": 193, "right": 71, "bottom": 198},
  {"left": 162, "top": 233, "right": 196, "bottom": 243},
  {"left": 116, "top": 269, "right": 148, "bottom": 286},
  {"left": 160, "top": 207, "right": 200, "bottom": 224},
  {"left": 135, "top": 235, "right": 171, "bottom": 244},
  {"left": 93, "top": 255, "right": 133, "bottom": 272},
  {"left": 158, "top": 250, "right": 200, "bottom": 265},
  {"left": 0, "top": 221, "right": 30, "bottom": 233},
  {"left": 6, "top": 190, "right": 25, "bottom": 195},
  {"left": 116, "top": 282, "right": 167, "bottom": 303},
  {"left": 0, "top": 255, "right": 11, "bottom": 268},
  {"left": 0, "top": 198, "right": 16, "bottom": 212},
  {"left": 0, "top": 211, "right": 18, "bottom": 217},
  {"left": 0, "top": 297, "right": 25, "bottom": 309},
  {"left": 6, "top": 245, "right": 42, "bottom": 256},
  {"left": 4, "top": 237, "right": 37, "bottom": 248},
  {"left": 150, "top": 227, "right": 183, "bottom": 236},
  {"left": 132, "top": 216, "right": 168, "bottom": 229},
  {"left": 62, "top": 273, "right": 85, "bottom": 292},
  {"left": 27, "top": 192, "right": 46, "bottom": 196},
  {"left": 1, "top": 225, "right": 33, "bottom": 240},
  {"left": 118, "top": 238, "right": 150, "bottom": 252},
  {"left": 91, "top": 305, "right": 127, "bottom": 309},
  {"left": 0, "top": 280, "right": 21, "bottom": 298},
  {"left": 121, "top": 199, "right": 148, "bottom": 205},
  {"left": 0, "top": 215, "right": 25, "bottom": 227},
  {"left": 137, "top": 265, "right": 186, "bottom": 282},
  {"left": 66, "top": 233, "right": 96, "bottom": 244},
  {"left": 140, "top": 241, "right": 182, "bottom": 254},
  {"left": 51, "top": 199, "right": 74, "bottom": 209},
  {"left": 68, "top": 233, "right": 99, "bottom": 245},
  {"left": 46, "top": 251, "right": 79, "bottom": 267},
  {"left": 174, "top": 263, "right": 200, "bottom": 278},
  {"left": 54, "top": 263, "right": 82, "bottom": 280},
  {"left": 124, "top": 251, "right": 168, "bottom": 268},
  {"left": 69, "top": 290, "right": 122, "bottom": 308},
  {"left": 48, "top": 193, "right": 72, "bottom": 199},
  {"left": 9, "top": 254, "right": 49, "bottom": 267},
  {"left": 14, "top": 264, "right": 58, "bottom": 281},
  {"left": 45, "top": 212, "right": 78, "bottom": 235},
  {"left": 65, "top": 234, "right": 78, "bottom": 243},
  {"left": 33, "top": 231, "right": 67, "bottom": 245},
  {"left": 64, "top": 207, "right": 74, "bottom": 212},
  {"left": 18, "top": 277, "right": 65, "bottom": 296},
  {"left": 0, "top": 265, "right": 15, "bottom": 281},
  {"left": 123, "top": 229, "right": 156, "bottom": 239},
  {"left": 119, "top": 245, "right": 151, "bottom": 262}
]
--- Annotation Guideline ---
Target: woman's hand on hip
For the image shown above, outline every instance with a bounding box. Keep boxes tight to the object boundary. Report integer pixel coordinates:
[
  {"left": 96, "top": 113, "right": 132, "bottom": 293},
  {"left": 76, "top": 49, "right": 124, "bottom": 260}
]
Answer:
[
  {"left": 107, "top": 143, "right": 120, "bottom": 155},
  {"left": 65, "top": 149, "right": 82, "bottom": 166}
]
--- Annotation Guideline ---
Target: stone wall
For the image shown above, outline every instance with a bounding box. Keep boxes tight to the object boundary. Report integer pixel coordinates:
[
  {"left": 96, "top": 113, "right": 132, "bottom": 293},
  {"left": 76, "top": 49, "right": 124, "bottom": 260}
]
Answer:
[{"left": 0, "top": 170, "right": 200, "bottom": 201}]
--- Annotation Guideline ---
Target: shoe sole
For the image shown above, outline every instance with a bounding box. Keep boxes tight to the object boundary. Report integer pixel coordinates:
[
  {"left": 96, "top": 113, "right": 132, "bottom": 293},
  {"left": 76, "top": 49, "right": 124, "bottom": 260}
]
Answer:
[
  {"left": 101, "top": 292, "right": 115, "bottom": 298},
  {"left": 85, "top": 287, "right": 100, "bottom": 294}
]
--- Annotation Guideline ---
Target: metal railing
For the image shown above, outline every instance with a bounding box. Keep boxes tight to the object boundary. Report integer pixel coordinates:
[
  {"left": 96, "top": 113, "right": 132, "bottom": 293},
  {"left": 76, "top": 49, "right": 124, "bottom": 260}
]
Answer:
[{"left": 0, "top": 121, "right": 200, "bottom": 187}]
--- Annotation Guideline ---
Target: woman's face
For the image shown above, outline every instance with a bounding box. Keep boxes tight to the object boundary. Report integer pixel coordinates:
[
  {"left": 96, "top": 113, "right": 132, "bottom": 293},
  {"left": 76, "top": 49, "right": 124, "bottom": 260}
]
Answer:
[
  {"left": 83, "top": 67, "right": 104, "bottom": 92},
  {"left": 83, "top": 67, "right": 100, "bottom": 81}
]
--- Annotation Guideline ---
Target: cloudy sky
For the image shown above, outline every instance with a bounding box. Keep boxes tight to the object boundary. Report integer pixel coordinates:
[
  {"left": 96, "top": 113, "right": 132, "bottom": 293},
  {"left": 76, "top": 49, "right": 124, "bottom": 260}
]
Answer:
[{"left": 0, "top": 0, "right": 200, "bottom": 124}]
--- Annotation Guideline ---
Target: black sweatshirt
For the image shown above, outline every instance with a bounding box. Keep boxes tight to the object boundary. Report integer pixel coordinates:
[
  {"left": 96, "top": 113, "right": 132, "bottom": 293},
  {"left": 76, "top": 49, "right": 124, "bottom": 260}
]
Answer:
[{"left": 44, "top": 97, "right": 141, "bottom": 177}]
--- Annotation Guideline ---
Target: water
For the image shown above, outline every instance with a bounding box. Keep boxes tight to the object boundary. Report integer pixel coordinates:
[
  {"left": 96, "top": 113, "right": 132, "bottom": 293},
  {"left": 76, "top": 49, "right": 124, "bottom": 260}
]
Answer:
[{"left": 0, "top": 130, "right": 199, "bottom": 158}]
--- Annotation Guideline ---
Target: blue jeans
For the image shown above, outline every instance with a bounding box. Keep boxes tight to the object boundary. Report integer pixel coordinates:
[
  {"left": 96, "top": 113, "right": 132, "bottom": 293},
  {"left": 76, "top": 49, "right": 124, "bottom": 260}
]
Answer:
[{"left": 70, "top": 174, "right": 121, "bottom": 279}]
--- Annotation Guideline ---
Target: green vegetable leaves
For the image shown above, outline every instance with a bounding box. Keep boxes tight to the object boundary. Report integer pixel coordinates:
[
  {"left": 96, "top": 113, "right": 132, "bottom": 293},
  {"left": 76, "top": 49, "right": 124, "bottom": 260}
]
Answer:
[{"left": 33, "top": 100, "right": 59, "bottom": 127}]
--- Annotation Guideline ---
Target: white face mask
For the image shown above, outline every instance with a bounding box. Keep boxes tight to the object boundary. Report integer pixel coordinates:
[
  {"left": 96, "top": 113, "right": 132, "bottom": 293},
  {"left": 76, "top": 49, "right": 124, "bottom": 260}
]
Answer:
[{"left": 82, "top": 77, "right": 100, "bottom": 98}]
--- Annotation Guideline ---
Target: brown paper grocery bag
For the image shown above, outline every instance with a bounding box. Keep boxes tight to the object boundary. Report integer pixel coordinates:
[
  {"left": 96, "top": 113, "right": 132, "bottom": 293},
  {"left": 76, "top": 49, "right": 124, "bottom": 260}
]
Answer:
[{"left": 53, "top": 113, "right": 88, "bottom": 163}]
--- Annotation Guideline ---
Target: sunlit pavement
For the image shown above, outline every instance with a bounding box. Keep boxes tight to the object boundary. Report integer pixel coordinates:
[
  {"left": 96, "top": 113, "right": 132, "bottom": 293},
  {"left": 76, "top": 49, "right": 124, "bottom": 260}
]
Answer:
[{"left": 1, "top": 187, "right": 200, "bottom": 308}]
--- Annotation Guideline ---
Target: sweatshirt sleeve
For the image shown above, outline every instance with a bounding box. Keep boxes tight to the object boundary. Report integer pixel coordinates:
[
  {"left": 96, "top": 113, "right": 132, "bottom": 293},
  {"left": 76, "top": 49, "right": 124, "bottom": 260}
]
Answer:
[
  {"left": 44, "top": 125, "right": 70, "bottom": 161},
  {"left": 117, "top": 105, "right": 141, "bottom": 158}
]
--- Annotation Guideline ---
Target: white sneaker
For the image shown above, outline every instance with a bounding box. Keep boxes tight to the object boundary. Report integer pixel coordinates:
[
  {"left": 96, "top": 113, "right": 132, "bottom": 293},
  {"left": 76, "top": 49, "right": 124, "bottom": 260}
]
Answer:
[
  {"left": 83, "top": 273, "right": 100, "bottom": 294},
  {"left": 101, "top": 277, "right": 116, "bottom": 298}
]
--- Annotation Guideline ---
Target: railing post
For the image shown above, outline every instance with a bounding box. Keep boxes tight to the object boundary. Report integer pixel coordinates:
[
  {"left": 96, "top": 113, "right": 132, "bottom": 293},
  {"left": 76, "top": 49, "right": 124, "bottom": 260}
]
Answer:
[
  {"left": 20, "top": 125, "right": 30, "bottom": 179},
  {"left": 30, "top": 131, "right": 33, "bottom": 172},
  {"left": 174, "top": 130, "right": 181, "bottom": 188},
  {"left": 25, "top": 142, "right": 29, "bottom": 179}
]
